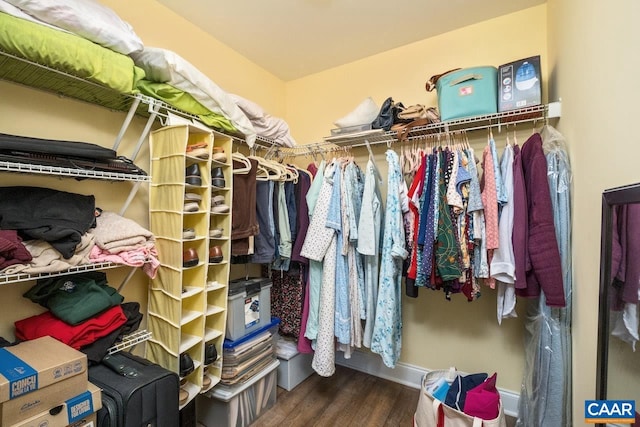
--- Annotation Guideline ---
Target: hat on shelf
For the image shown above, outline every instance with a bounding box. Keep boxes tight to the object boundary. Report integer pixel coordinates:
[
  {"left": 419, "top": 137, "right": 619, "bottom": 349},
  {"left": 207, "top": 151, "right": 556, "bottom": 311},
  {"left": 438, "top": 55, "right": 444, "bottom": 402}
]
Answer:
[{"left": 333, "top": 97, "right": 379, "bottom": 128}]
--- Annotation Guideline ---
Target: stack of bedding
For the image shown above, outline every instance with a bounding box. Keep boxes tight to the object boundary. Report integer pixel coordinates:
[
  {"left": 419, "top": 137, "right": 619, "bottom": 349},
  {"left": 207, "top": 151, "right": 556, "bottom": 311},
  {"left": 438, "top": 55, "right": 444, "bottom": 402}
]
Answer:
[{"left": 0, "top": 0, "right": 298, "bottom": 148}]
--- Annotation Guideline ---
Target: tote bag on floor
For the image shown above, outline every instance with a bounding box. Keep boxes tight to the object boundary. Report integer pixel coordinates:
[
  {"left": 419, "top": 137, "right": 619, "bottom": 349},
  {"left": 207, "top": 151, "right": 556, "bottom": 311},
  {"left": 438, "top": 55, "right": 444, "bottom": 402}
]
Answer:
[{"left": 414, "top": 369, "right": 507, "bottom": 427}]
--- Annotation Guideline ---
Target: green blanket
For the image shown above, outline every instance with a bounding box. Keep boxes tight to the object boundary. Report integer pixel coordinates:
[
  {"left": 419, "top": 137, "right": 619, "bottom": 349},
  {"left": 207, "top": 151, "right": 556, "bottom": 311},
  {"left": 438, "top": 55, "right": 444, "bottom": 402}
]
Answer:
[
  {"left": 137, "top": 79, "right": 238, "bottom": 134},
  {"left": 0, "top": 12, "right": 144, "bottom": 94}
]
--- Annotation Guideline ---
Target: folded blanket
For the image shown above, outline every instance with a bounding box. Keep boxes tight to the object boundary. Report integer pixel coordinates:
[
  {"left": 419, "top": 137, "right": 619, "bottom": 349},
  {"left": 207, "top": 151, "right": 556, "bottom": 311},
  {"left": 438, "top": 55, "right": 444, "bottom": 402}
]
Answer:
[
  {"left": 230, "top": 93, "right": 297, "bottom": 147},
  {"left": 90, "top": 244, "right": 160, "bottom": 279},
  {"left": 1, "top": 233, "right": 94, "bottom": 275},
  {"left": 15, "top": 305, "right": 128, "bottom": 350},
  {"left": 0, "top": 229, "right": 32, "bottom": 269},
  {"left": 92, "top": 211, "right": 155, "bottom": 253}
]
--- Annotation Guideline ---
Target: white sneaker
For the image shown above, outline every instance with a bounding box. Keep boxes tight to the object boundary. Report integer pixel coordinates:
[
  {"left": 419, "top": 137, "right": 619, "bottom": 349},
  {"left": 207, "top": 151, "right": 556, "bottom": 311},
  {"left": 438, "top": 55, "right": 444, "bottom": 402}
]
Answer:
[{"left": 182, "top": 228, "right": 196, "bottom": 239}]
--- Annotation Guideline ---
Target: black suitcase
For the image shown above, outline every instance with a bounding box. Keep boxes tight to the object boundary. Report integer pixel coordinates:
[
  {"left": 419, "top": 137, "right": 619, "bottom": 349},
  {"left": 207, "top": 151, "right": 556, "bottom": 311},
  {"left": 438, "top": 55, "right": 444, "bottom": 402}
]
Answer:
[{"left": 88, "top": 351, "right": 180, "bottom": 427}]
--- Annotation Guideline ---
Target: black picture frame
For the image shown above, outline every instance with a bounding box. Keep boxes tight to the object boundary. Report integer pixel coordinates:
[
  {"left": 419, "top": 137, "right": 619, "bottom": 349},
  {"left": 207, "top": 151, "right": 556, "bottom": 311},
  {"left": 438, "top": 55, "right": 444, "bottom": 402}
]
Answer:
[{"left": 596, "top": 182, "right": 640, "bottom": 410}]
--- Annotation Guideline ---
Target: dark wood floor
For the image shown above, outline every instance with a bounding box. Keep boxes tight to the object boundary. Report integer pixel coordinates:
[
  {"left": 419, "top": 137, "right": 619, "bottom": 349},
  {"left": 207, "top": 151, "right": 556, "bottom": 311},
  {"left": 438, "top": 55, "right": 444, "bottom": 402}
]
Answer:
[{"left": 250, "top": 364, "right": 420, "bottom": 427}]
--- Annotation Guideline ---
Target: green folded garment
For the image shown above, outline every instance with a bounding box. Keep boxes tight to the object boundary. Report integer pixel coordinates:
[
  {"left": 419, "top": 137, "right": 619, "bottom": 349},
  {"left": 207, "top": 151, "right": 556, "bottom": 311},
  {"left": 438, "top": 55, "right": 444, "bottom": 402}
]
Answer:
[{"left": 24, "top": 272, "right": 124, "bottom": 325}]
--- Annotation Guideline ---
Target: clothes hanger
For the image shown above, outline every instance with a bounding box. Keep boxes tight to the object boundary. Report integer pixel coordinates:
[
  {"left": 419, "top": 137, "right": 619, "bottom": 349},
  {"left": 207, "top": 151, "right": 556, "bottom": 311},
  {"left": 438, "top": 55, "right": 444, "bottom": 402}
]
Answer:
[{"left": 232, "top": 151, "right": 252, "bottom": 174}]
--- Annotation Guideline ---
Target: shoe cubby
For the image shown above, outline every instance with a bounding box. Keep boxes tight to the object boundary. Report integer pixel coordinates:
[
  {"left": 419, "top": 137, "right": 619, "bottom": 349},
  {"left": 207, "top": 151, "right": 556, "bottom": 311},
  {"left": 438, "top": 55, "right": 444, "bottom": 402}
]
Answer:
[
  {"left": 147, "top": 124, "right": 232, "bottom": 407},
  {"left": 203, "top": 132, "right": 232, "bottom": 388},
  {"left": 147, "top": 124, "right": 232, "bottom": 409}
]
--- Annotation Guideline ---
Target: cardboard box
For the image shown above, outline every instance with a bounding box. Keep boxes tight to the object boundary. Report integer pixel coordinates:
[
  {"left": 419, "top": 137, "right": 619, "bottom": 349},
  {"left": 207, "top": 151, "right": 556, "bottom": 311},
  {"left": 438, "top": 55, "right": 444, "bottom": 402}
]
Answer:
[
  {"left": 10, "top": 382, "right": 101, "bottom": 427},
  {"left": 0, "top": 336, "right": 87, "bottom": 403},
  {"left": 498, "top": 55, "right": 542, "bottom": 112},
  {"left": 1, "top": 372, "right": 88, "bottom": 426}
]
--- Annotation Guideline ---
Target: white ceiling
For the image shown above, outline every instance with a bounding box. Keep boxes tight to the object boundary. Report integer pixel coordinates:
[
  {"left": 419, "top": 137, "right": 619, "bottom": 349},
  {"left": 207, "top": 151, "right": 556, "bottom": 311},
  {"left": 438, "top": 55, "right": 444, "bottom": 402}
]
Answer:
[{"left": 156, "top": 0, "right": 545, "bottom": 81}]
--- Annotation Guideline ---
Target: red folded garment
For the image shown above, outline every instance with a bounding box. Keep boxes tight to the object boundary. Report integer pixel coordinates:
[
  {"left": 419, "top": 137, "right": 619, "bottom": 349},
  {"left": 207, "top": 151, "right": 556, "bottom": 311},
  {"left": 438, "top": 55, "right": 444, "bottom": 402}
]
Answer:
[
  {"left": 463, "top": 372, "right": 501, "bottom": 420},
  {"left": 15, "top": 305, "right": 127, "bottom": 349},
  {"left": 0, "top": 229, "right": 32, "bottom": 269}
]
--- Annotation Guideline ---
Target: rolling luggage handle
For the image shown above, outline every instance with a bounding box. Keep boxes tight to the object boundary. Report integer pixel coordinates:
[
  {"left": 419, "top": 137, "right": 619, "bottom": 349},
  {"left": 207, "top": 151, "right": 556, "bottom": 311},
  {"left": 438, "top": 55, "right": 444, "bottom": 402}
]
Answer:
[{"left": 102, "top": 353, "right": 140, "bottom": 378}]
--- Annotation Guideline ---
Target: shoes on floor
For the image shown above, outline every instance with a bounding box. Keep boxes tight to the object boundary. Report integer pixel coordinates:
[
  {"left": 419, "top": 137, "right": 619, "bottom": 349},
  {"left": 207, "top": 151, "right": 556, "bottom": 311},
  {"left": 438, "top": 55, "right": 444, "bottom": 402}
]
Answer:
[
  {"left": 211, "top": 194, "right": 229, "bottom": 213},
  {"left": 211, "top": 167, "right": 225, "bottom": 188},
  {"left": 209, "top": 228, "right": 224, "bottom": 238},
  {"left": 209, "top": 246, "right": 223, "bottom": 264},
  {"left": 204, "top": 342, "right": 218, "bottom": 365},
  {"left": 182, "top": 228, "right": 196, "bottom": 239},
  {"left": 212, "top": 146, "right": 227, "bottom": 163},
  {"left": 179, "top": 352, "right": 194, "bottom": 378},
  {"left": 185, "top": 164, "right": 202, "bottom": 186},
  {"left": 184, "top": 201, "right": 199, "bottom": 212},
  {"left": 186, "top": 142, "right": 209, "bottom": 159},
  {"left": 183, "top": 248, "right": 199, "bottom": 268}
]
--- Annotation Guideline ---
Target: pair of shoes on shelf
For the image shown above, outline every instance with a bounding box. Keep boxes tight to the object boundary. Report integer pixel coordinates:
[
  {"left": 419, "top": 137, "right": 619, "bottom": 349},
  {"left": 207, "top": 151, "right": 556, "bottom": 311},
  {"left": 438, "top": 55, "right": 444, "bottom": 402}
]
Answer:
[
  {"left": 182, "top": 228, "right": 196, "bottom": 239},
  {"left": 179, "top": 387, "right": 189, "bottom": 406},
  {"left": 205, "top": 342, "right": 218, "bottom": 365},
  {"left": 211, "top": 194, "right": 229, "bottom": 213},
  {"left": 184, "top": 192, "right": 201, "bottom": 212},
  {"left": 180, "top": 352, "right": 194, "bottom": 378},
  {"left": 209, "top": 246, "right": 223, "bottom": 264},
  {"left": 185, "top": 164, "right": 202, "bottom": 186},
  {"left": 209, "top": 228, "right": 224, "bottom": 238},
  {"left": 186, "top": 142, "right": 209, "bottom": 159},
  {"left": 202, "top": 373, "right": 211, "bottom": 389},
  {"left": 183, "top": 248, "right": 199, "bottom": 267},
  {"left": 212, "top": 147, "right": 227, "bottom": 163},
  {"left": 211, "top": 167, "right": 225, "bottom": 188}
]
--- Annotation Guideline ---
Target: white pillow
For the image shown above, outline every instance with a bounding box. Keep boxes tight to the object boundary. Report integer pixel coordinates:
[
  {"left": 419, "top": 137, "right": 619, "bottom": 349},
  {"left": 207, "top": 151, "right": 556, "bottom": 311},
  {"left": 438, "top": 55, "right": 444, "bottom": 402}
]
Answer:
[
  {"left": 0, "top": 0, "right": 71, "bottom": 32},
  {"left": 228, "top": 93, "right": 266, "bottom": 121},
  {"left": 5, "top": 0, "right": 143, "bottom": 54},
  {"left": 334, "top": 97, "right": 379, "bottom": 128},
  {"left": 132, "top": 47, "right": 257, "bottom": 147}
]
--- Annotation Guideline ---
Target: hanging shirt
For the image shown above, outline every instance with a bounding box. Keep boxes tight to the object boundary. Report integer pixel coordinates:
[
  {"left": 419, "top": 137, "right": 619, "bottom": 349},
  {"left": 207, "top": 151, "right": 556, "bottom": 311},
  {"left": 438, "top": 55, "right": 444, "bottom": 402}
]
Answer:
[
  {"left": 493, "top": 145, "right": 517, "bottom": 324},
  {"left": 371, "top": 150, "right": 408, "bottom": 368},
  {"left": 326, "top": 165, "right": 350, "bottom": 346},
  {"left": 301, "top": 161, "right": 332, "bottom": 342},
  {"left": 358, "top": 158, "right": 383, "bottom": 348}
]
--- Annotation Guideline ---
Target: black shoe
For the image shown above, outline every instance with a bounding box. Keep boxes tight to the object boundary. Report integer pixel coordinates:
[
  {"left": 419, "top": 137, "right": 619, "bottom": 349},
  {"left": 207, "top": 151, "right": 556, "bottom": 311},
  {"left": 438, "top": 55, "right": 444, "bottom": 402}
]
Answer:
[
  {"left": 204, "top": 342, "right": 218, "bottom": 365},
  {"left": 179, "top": 352, "right": 194, "bottom": 377},
  {"left": 185, "top": 164, "right": 202, "bottom": 186},
  {"left": 211, "top": 167, "right": 225, "bottom": 188}
]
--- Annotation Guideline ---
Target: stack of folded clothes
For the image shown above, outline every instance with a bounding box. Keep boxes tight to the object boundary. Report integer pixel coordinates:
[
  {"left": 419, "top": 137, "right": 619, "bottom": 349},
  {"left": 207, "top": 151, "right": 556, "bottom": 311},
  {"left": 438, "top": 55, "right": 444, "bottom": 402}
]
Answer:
[
  {"left": 220, "top": 318, "right": 280, "bottom": 386},
  {"left": 14, "top": 271, "right": 143, "bottom": 364}
]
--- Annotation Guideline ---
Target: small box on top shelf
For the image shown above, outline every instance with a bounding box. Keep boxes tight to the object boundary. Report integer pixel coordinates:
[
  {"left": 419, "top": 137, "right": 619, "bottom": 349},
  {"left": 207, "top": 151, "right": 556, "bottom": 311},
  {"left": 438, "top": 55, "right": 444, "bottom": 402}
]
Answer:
[{"left": 498, "top": 55, "right": 542, "bottom": 112}]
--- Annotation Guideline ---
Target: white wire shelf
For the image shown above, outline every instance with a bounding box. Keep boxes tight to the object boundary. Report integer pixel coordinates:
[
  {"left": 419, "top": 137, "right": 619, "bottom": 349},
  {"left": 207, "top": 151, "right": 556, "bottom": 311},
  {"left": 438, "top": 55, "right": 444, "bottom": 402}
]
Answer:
[
  {"left": 0, "top": 160, "right": 150, "bottom": 182},
  {"left": 107, "top": 329, "right": 152, "bottom": 355},
  {"left": 0, "top": 261, "right": 121, "bottom": 285},
  {"left": 324, "top": 102, "right": 561, "bottom": 148}
]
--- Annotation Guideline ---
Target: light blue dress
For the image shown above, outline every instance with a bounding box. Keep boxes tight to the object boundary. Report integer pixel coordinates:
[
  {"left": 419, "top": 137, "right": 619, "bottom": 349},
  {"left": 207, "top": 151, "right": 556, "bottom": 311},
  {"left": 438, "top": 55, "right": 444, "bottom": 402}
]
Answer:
[
  {"left": 326, "top": 166, "right": 350, "bottom": 345},
  {"left": 302, "top": 161, "right": 326, "bottom": 342},
  {"left": 371, "top": 150, "right": 408, "bottom": 368},
  {"left": 358, "top": 158, "right": 384, "bottom": 348}
]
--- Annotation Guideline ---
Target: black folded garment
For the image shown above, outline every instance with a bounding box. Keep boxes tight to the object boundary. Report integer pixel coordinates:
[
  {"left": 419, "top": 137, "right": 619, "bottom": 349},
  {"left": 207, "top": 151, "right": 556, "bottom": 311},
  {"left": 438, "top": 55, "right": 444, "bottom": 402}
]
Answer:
[{"left": 0, "top": 133, "right": 147, "bottom": 176}]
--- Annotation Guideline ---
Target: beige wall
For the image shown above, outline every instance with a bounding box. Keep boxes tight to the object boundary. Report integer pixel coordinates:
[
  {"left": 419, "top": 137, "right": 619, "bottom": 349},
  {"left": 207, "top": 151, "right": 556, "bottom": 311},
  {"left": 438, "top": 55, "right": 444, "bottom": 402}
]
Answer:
[
  {"left": 285, "top": 5, "right": 548, "bottom": 394},
  {"left": 0, "top": 0, "right": 284, "bottom": 339},
  {"left": 1, "top": 1, "right": 613, "bottom": 418},
  {"left": 547, "top": 0, "right": 640, "bottom": 423}
]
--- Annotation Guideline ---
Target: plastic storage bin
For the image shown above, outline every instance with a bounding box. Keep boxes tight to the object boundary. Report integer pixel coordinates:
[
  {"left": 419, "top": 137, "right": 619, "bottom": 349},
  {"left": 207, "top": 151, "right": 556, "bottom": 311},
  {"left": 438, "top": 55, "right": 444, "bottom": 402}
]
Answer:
[
  {"left": 277, "top": 351, "right": 314, "bottom": 391},
  {"left": 226, "top": 277, "right": 272, "bottom": 341},
  {"left": 197, "top": 359, "right": 280, "bottom": 427}
]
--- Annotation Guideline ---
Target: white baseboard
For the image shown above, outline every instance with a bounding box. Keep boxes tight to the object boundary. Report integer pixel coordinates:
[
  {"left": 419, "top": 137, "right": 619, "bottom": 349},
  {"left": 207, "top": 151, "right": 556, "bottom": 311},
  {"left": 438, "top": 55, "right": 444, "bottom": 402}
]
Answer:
[{"left": 335, "top": 350, "right": 520, "bottom": 418}]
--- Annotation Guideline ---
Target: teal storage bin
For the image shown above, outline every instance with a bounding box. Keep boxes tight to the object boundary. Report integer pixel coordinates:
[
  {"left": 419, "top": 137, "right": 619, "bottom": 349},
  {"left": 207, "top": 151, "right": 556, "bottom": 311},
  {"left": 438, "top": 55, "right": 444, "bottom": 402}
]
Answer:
[{"left": 436, "top": 66, "right": 498, "bottom": 121}]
